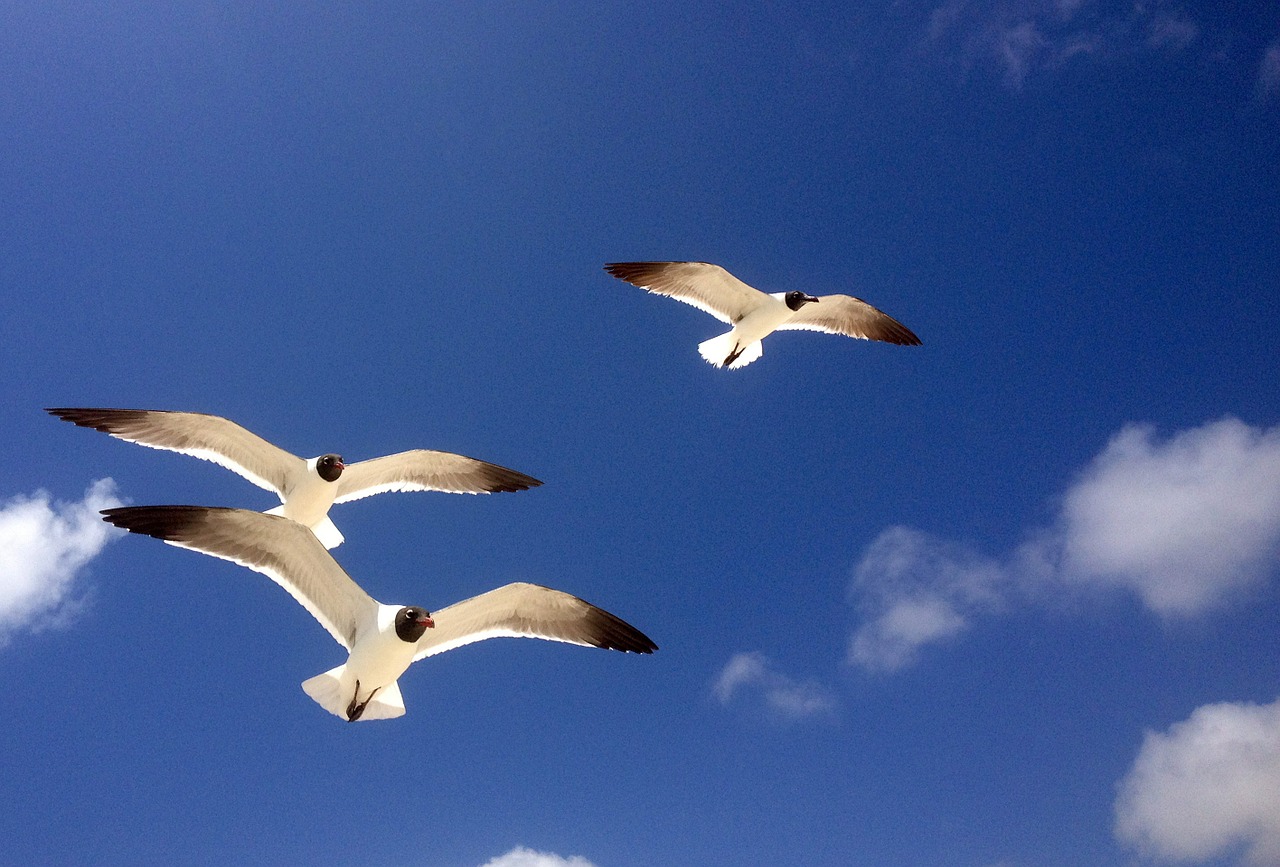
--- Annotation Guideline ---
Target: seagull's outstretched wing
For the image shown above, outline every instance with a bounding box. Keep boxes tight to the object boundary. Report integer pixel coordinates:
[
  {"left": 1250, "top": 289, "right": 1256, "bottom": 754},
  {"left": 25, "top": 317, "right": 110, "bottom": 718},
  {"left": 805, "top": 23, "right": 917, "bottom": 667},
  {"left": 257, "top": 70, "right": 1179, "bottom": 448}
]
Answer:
[
  {"left": 48, "top": 408, "right": 302, "bottom": 495},
  {"left": 101, "top": 506, "right": 377, "bottom": 650},
  {"left": 334, "top": 450, "right": 542, "bottom": 503},
  {"left": 414, "top": 582, "right": 656, "bottom": 661},
  {"left": 778, "top": 295, "right": 922, "bottom": 345},
  {"left": 604, "top": 261, "right": 765, "bottom": 324}
]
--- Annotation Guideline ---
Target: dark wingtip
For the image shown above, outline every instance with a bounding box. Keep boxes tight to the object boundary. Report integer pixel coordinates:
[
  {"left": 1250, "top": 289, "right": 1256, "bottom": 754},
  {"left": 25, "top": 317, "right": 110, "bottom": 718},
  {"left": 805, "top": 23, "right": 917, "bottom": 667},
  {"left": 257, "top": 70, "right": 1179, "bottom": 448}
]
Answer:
[
  {"left": 482, "top": 465, "right": 544, "bottom": 493},
  {"left": 46, "top": 407, "right": 153, "bottom": 432},
  {"left": 590, "top": 607, "right": 658, "bottom": 655},
  {"left": 100, "top": 504, "right": 215, "bottom": 541},
  {"left": 602, "top": 262, "right": 667, "bottom": 286}
]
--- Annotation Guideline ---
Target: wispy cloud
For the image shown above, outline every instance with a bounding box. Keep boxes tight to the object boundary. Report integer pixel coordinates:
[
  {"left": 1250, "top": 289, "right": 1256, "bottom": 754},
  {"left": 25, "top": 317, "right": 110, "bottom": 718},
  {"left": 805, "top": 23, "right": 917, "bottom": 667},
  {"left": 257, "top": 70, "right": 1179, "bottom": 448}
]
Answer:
[
  {"left": 1115, "top": 697, "right": 1280, "bottom": 865},
  {"left": 479, "top": 847, "right": 597, "bottom": 867},
  {"left": 924, "top": 0, "right": 1200, "bottom": 88},
  {"left": 849, "top": 418, "right": 1280, "bottom": 671},
  {"left": 713, "top": 651, "right": 836, "bottom": 719},
  {"left": 0, "top": 479, "right": 122, "bottom": 645},
  {"left": 848, "top": 527, "right": 1006, "bottom": 672},
  {"left": 1258, "top": 38, "right": 1280, "bottom": 101}
]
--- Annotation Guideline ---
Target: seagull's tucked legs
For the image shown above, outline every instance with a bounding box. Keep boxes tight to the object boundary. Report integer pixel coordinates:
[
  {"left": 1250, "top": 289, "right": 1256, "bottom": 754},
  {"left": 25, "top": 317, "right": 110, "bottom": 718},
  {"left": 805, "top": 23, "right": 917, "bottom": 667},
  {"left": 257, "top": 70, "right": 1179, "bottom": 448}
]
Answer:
[
  {"left": 699, "top": 332, "right": 763, "bottom": 369},
  {"left": 346, "top": 680, "right": 380, "bottom": 722}
]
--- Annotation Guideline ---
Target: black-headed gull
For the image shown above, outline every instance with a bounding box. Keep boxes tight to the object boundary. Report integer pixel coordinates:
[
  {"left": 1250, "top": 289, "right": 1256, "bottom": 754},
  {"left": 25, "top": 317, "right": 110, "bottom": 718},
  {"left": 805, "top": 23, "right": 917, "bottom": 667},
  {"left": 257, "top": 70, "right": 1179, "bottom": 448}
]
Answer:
[
  {"left": 604, "top": 261, "right": 921, "bottom": 369},
  {"left": 100, "top": 505, "right": 656, "bottom": 722},
  {"left": 48, "top": 407, "right": 541, "bottom": 549}
]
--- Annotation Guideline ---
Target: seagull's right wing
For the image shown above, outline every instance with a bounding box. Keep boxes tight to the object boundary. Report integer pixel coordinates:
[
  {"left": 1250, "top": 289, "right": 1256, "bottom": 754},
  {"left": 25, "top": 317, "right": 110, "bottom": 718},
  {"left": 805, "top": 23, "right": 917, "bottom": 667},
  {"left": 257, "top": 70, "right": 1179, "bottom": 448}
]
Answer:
[
  {"left": 101, "top": 506, "right": 377, "bottom": 650},
  {"left": 334, "top": 450, "right": 542, "bottom": 502},
  {"left": 777, "top": 295, "right": 922, "bottom": 345},
  {"left": 414, "top": 582, "right": 656, "bottom": 661},
  {"left": 47, "top": 408, "right": 302, "bottom": 495},
  {"left": 604, "top": 261, "right": 765, "bottom": 324}
]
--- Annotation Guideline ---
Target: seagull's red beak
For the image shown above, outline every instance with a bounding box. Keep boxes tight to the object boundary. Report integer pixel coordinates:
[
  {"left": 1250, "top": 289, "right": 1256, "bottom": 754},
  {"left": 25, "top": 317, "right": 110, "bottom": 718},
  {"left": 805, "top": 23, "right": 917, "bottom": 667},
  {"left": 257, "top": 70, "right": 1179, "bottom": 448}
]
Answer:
[{"left": 420, "top": 614, "right": 435, "bottom": 629}]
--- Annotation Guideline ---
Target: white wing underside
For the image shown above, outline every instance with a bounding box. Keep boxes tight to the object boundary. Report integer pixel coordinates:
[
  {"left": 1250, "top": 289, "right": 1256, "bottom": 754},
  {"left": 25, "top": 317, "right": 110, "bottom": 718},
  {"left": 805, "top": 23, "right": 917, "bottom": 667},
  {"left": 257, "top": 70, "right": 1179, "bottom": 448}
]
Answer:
[
  {"left": 149, "top": 443, "right": 286, "bottom": 495},
  {"left": 48, "top": 409, "right": 302, "bottom": 495},
  {"left": 334, "top": 450, "right": 539, "bottom": 503},
  {"left": 776, "top": 294, "right": 920, "bottom": 344},
  {"left": 414, "top": 625, "right": 597, "bottom": 660},
  {"left": 412, "top": 582, "right": 653, "bottom": 662},
  {"left": 610, "top": 262, "right": 768, "bottom": 325}
]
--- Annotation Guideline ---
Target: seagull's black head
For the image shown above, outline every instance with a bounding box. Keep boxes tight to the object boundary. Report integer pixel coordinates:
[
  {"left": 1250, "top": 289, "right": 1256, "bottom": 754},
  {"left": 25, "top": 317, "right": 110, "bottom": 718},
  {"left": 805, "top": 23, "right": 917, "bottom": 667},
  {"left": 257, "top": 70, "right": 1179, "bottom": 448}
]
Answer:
[
  {"left": 785, "top": 291, "right": 820, "bottom": 311},
  {"left": 394, "top": 606, "right": 435, "bottom": 642},
  {"left": 316, "top": 454, "right": 345, "bottom": 482}
]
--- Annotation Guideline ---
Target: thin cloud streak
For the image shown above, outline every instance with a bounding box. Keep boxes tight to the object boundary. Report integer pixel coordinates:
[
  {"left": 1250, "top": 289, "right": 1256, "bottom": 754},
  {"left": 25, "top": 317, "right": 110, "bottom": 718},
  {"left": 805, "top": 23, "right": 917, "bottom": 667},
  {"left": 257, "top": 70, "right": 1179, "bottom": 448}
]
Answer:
[
  {"left": 1115, "top": 698, "right": 1280, "bottom": 865},
  {"left": 479, "top": 847, "right": 598, "bottom": 867},
  {"left": 1258, "top": 38, "right": 1280, "bottom": 101},
  {"left": 714, "top": 651, "right": 836, "bottom": 719},
  {"left": 0, "top": 479, "right": 123, "bottom": 644},
  {"left": 849, "top": 418, "right": 1280, "bottom": 671},
  {"left": 923, "top": 0, "right": 1201, "bottom": 88}
]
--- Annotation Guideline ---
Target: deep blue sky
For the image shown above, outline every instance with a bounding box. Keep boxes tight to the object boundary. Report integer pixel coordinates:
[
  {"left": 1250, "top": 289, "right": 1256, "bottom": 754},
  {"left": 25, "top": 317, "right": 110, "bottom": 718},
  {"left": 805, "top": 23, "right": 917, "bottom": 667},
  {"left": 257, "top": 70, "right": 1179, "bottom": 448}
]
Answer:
[{"left": 2, "top": 3, "right": 1279, "bottom": 866}]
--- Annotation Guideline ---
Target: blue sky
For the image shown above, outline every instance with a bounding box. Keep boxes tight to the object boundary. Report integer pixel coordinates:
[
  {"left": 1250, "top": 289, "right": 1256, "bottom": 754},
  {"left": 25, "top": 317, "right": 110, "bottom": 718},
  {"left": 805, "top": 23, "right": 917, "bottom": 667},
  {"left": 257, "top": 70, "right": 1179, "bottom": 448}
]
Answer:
[{"left": 2, "top": 2, "right": 1279, "bottom": 865}]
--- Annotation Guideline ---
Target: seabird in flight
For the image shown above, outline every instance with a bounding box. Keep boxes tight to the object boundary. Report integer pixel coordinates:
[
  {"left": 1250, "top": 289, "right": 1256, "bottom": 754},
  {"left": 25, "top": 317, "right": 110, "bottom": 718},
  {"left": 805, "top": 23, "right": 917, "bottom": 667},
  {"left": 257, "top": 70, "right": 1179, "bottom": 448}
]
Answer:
[
  {"left": 604, "top": 261, "right": 921, "bottom": 369},
  {"left": 100, "top": 505, "right": 656, "bottom": 722},
  {"left": 48, "top": 407, "right": 541, "bottom": 548}
]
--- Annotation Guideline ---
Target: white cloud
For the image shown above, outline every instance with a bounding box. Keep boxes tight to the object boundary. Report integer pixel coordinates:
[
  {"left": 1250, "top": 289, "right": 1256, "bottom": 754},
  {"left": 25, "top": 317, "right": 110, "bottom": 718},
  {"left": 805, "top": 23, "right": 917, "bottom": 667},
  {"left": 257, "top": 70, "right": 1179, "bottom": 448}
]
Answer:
[
  {"left": 0, "top": 479, "right": 122, "bottom": 644},
  {"left": 848, "top": 526, "right": 1007, "bottom": 672},
  {"left": 479, "top": 847, "right": 597, "bottom": 867},
  {"left": 713, "top": 651, "right": 835, "bottom": 719},
  {"left": 1059, "top": 419, "right": 1280, "bottom": 615},
  {"left": 848, "top": 419, "right": 1280, "bottom": 671},
  {"left": 1115, "top": 698, "right": 1280, "bottom": 865}
]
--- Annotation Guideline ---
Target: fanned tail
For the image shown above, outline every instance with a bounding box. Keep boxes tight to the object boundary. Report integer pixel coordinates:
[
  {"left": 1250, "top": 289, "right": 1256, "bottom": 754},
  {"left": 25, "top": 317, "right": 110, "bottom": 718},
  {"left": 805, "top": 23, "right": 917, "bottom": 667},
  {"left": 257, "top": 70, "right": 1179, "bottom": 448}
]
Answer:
[
  {"left": 263, "top": 505, "right": 344, "bottom": 549},
  {"left": 301, "top": 665, "right": 406, "bottom": 722},
  {"left": 698, "top": 332, "right": 763, "bottom": 369}
]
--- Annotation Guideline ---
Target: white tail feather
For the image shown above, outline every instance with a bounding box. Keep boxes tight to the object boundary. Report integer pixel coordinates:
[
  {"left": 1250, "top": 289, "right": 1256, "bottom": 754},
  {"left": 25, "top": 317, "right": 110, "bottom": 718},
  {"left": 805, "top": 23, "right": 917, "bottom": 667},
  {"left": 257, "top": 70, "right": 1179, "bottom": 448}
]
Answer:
[
  {"left": 358, "top": 681, "right": 405, "bottom": 721},
  {"left": 301, "top": 665, "right": 348, "bottom": 719},
  {"left": 262, "top": 506, "right": 344, "bottom": 549},
  {"left": 309, "top": 515, "right": 344, "bottom": 549},
  {"left": 698, "top": 332, "right": 763, "bottom": 369},
  {"left": 301, "top": 665, "right": 406, "bottom": 722}
]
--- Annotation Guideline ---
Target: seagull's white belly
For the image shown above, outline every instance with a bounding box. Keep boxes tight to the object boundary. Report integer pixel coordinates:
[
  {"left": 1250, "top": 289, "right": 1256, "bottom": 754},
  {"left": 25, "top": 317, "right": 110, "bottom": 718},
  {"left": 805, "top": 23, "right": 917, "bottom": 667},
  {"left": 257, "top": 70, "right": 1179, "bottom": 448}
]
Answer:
[
  {"left": 733, "top": 298, "right": 795, "bottom": 343},
  {"left": 341, "top": 607, "right": 420, "bottom": 698},
  {"left": 279, "top": 474, "right": 340, "bottom": 528}
]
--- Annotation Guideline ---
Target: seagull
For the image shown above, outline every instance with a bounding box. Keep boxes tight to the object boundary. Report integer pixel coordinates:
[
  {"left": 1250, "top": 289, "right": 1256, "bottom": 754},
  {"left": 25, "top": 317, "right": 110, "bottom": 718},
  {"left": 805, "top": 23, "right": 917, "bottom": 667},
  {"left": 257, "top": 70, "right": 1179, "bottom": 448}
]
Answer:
[
  {"left": 603, "top": 261, "right": 921, "bottom": 369},
  {"left": 47, "top": 407, "right": 542, "bottom": 549},
  {"left": 100, "top": 505, "right": 656, "bottom": 721}
]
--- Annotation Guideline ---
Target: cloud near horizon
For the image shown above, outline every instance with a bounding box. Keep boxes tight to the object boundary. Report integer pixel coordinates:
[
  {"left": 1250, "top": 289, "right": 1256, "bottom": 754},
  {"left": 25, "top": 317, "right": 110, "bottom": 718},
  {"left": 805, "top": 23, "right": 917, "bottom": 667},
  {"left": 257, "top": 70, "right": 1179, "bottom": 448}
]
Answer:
[
  {"left": 0, "top": 479, "right": 122, "bottom": 644},
  {"left": 1115, "top": 697, "right": 1280, "bottom": 865},
  {"left": 479, "top": 847, "right": 597, "bottom": 867},
  {"left": 924, "top": 0, "right": 1201, "bottom": 88},
  {"left": 713, "top": 651, "right": 836, "bottom": 719},
  {"left": 848, "top": 418, "right": 1280, "bottom": 672}
]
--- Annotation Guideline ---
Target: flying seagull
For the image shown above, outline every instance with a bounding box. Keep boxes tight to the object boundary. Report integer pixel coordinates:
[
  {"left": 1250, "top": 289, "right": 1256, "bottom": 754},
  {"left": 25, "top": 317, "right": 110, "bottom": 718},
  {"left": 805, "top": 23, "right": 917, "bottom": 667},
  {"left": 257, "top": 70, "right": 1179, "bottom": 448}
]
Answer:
[
  {"left": 100, "top": 505, "right": 656, "bottom": 721},
  {"left": 47, "top": 407, "right": 542, "bottom": 549},
  {"left": 603, "top": 261, "right": 921, "bottom": 369}
]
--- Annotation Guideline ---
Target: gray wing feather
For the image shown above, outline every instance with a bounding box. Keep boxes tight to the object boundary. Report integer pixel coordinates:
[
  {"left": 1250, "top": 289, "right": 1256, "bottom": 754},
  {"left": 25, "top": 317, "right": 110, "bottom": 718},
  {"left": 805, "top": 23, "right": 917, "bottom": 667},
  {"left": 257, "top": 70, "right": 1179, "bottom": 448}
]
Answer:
[
  {"left": 334, "top": 450, "right": 542, "bottom": 503},
  {"left": 100, "top": 506, "right": 377, "bottom": 650},
  {"left": 414, "top": 582, "right": 656, "bottom": 661},
  {"left": 777, "top": 295, "right": 922, "bottom": 345},
  {"left": 47, "top": 408, "right": 302, "bottom": 495},
  {"left": 604, "top": 261, "right": 766, "bottom": 324}
]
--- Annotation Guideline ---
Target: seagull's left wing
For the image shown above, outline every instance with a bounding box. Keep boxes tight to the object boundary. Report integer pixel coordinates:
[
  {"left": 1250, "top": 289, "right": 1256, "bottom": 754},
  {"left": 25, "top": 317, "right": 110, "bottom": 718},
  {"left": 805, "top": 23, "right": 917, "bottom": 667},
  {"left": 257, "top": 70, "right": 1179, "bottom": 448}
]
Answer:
[
  {"left": 101, "top": 506, "right": 378, "bottom": 650},
  {"left": 778, "top": 294, "right": 922, "bottom": 345},
  {"left": 414, "top": 582, "right": 656, "bottom": 661},
  {"left": 604, "top": 261, "right": 765, "bottom": 324},
  {"left": 333, "top": 450, "right": 542, "bottom": 503}
]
